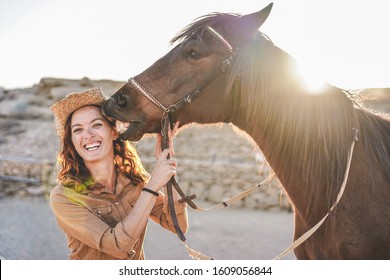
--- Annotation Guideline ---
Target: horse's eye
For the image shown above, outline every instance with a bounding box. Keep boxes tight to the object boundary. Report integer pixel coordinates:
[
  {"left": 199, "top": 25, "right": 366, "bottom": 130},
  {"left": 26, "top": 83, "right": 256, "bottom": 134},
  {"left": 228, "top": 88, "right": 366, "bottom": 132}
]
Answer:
[{"left": 186, "top": 50, "right": 201, "bottom": 60}]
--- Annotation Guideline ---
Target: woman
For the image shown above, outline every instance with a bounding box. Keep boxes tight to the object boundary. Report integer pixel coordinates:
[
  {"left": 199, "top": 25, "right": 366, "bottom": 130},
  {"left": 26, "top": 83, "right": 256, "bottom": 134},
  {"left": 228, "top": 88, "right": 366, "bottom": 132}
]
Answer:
[{"left": 49, "top": 87, "right": 188, "bottom": 260}]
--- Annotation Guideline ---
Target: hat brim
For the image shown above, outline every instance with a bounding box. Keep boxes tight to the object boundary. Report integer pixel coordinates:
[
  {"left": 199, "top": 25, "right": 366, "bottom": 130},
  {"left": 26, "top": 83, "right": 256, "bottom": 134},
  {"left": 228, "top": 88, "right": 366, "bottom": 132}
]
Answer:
[{"left": 50, "top": 87, "right": 106, "bottom": 139}]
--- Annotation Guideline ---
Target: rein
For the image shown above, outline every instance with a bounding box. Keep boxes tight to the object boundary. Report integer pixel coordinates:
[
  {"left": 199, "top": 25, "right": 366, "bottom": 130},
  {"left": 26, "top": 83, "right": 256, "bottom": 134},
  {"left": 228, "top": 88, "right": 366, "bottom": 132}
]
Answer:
[{"left": 274, "top": 128, "right": 359, "bottom": 259}]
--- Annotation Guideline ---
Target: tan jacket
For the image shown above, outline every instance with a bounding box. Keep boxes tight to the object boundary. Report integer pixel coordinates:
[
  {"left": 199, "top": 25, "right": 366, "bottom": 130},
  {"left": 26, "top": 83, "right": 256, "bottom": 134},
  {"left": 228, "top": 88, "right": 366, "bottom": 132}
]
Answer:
[{"left": 50, "top": 172, "right": 188, "bottom": 260}]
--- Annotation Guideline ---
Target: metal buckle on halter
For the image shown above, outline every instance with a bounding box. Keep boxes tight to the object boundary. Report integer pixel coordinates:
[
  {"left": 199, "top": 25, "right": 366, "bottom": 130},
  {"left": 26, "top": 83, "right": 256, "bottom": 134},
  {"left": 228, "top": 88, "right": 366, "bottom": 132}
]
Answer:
[
  {"left": 185, "top": 95, "right": 192, "bottom": 104},
  {"left": 166, "top": 103, "right": 180, "bottom": 114},
  {"left": 221, "top": 58, "right": 231, "bottom": 73}
]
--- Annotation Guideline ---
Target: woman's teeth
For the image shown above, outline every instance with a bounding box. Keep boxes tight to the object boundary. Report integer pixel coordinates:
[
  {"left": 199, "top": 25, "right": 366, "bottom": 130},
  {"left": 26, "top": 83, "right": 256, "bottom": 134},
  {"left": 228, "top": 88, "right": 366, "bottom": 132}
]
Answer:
[
  {"left": 84, "top": 142, "right": 101, "bottom": 151},
  {"left": 116, "top": 120, "right": 130, "bottom": 135}
]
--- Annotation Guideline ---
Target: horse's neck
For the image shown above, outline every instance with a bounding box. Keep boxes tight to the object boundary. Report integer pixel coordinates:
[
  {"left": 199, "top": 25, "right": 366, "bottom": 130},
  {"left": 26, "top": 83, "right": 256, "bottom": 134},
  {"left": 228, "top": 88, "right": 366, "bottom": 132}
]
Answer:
[
  {"left": 231, "top": 85, "right": 355, "bottom": 220},
  {"left": 236, "top": 118, "right": 318, "bottom": 218}
]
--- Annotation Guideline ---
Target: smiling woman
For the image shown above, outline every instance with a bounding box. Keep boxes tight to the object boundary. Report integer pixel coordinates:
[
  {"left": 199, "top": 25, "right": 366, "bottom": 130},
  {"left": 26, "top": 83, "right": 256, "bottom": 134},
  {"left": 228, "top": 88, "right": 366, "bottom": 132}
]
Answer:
[{"left": 48, "top": 87, "right": 189, "bottom": 260}]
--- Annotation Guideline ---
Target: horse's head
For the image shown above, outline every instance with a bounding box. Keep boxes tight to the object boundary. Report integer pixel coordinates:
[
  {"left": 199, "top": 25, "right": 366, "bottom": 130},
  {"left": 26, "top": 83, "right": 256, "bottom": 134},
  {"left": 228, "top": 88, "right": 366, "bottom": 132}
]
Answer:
[{"left": 102, "top": 3, "right": 273, "bottom": 141}]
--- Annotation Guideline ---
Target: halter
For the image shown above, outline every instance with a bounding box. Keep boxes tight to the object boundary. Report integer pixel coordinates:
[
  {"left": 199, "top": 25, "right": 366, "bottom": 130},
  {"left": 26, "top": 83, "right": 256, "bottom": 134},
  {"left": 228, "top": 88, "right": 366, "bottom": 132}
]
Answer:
[{"left": 128, "top": 27, "right": 236, "bottom": 117}]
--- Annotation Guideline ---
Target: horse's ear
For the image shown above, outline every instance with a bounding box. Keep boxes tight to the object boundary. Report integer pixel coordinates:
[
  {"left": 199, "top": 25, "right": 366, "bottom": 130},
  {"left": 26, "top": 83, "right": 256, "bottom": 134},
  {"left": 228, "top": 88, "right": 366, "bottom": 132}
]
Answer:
[{"left": 225, "top": 3, "right": 273, "bottom": 44}]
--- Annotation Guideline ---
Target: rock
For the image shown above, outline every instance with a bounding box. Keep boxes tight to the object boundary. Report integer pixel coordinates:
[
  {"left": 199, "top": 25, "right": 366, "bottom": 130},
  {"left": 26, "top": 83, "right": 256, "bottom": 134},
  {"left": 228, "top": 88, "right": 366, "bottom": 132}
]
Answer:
[
  {"left": 205, "top": 183, "right": 225, "bottom": 203},
  {"left": 223, "top": 185, "right": 244, "bottom": 208},
  {"left": 175, "top": 180, "right": 190, "bottom": 195},
  {"left": 37, "top": 78, "right": 65, "bottom": 93},
  {"left": 189, "top": 181, "right": 208, "bottom": 200},
  {"left": 0, "top": 87, "right": 5, "bottom": 100},
  {"left": 0, "top": 99, "right": 28, "bottom": 118},
  {"left": 243, "top": 195, "right": 258, "bottom": 209},
  {"left": 79, "top": 77, "right": 93, "bottom": 87},
  {"left": 25, "top": 186, "right": 46, "bottom": 196},
  {"left": 0, "top": 99, "right": 52, "bottom": 119},
  {"left": 0, "top": 119, "right": 24, "bottom": 135}
]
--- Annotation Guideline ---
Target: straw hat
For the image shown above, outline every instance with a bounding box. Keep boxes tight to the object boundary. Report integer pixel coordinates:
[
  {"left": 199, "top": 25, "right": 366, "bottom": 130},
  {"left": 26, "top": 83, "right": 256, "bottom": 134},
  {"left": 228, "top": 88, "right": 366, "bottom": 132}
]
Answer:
[{"left": 50, "top": 87, "right": 106, "bottom": 139}]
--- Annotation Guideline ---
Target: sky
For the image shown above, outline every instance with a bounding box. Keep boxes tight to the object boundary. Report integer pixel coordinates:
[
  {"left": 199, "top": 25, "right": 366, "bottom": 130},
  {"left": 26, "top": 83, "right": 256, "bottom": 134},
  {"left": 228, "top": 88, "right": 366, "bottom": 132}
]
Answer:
[{"left": 1, "top": 0, "right": 389, "bottom": 90}]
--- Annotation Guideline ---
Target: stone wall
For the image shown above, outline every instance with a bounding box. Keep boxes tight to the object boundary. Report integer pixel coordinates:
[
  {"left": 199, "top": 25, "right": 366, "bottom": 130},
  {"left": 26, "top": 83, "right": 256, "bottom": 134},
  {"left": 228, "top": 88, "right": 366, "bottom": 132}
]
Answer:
[
  {"left": 1, "top": 78, "right": 389, "bottom": 210},
  {"left": 0, "top": 77, "right": 291, "bottom": 210}
]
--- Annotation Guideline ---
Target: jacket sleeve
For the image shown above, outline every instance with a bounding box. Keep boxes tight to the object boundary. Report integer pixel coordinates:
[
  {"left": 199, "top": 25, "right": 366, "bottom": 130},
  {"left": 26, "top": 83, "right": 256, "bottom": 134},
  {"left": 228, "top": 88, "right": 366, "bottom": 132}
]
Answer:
[{"left": 149, "top": 191, "right": 189, "bottom": 234}]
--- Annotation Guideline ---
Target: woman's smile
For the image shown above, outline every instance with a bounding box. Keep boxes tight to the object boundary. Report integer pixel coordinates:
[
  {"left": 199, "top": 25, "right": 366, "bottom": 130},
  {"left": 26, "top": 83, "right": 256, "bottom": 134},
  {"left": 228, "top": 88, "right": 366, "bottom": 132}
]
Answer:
[{"left": 84, "top": 141, "right": 102, "bottom": 151}]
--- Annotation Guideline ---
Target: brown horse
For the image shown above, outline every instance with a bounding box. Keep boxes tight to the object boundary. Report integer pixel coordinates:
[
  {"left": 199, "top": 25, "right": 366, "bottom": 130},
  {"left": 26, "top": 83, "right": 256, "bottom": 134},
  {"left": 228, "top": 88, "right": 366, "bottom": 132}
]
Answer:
[{"left": 102, "top": 3, "right": 390, "bottom": 259}]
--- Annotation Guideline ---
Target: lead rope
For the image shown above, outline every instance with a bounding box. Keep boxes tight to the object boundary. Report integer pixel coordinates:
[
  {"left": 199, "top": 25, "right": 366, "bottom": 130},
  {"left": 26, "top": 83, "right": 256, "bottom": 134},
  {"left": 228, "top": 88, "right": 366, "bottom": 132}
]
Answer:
[
  {"left": 161, "top": 113, "right": 214, "bottom": 259},
  {"left": 161, "top": 113, "right": 277, "bottom": 260},
  {"left": 273, "top": 128, "right": 359, "bottom": 259},
  {"left": 194, "top": 170, "right": 276, "bottom": 212}
]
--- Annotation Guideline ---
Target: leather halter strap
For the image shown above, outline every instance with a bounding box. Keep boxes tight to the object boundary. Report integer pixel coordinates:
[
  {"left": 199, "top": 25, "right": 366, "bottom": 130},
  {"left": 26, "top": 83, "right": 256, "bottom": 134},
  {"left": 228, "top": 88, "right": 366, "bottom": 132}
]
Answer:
[{"left": 128, "top": 26, "right": 236, "bottom": 116}]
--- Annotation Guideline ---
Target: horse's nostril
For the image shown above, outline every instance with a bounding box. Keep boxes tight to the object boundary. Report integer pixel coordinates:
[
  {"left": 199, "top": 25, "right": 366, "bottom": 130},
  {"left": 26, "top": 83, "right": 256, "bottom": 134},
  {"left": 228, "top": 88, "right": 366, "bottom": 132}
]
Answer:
[{"left": 117, "top": 94, "right": 128, "bottom": 108}]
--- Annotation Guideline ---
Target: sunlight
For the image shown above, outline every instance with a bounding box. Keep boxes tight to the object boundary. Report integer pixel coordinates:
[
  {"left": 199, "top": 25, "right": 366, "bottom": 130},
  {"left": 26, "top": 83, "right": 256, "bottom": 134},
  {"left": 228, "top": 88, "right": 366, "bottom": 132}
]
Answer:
[{"left": 297, "top": 62, "right": 327, "bottom": 93}]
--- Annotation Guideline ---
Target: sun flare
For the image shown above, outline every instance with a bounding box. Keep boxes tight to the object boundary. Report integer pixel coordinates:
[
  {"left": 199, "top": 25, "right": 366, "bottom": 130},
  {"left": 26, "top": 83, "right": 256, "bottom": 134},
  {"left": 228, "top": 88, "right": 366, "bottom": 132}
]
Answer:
[{"left": 297, "top": 62, "right": 327, "bottom": 93}]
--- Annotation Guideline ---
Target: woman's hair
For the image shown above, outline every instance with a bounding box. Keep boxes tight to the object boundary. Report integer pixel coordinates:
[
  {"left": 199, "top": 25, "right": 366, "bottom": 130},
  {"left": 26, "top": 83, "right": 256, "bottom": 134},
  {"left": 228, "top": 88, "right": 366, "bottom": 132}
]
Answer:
[{"left": 56, "top": 107, "right": 149, "bottom": 192}]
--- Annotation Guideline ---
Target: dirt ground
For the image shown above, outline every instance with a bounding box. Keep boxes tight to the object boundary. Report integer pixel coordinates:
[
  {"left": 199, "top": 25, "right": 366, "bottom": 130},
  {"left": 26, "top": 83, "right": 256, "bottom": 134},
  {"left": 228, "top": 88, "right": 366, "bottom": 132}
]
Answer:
[{"left": 0, "top": 195, "right": 295, "bottom": 260}]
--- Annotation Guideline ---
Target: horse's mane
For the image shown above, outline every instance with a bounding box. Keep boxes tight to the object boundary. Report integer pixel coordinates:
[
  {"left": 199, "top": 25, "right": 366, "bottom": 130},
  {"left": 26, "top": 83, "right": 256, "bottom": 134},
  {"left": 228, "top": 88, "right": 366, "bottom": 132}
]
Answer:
[
  {"left": 172, "top": 13, "right": 390, "bottom": 216},
  {"left": 171, "top": 12, "right": 240, "bottom": 45}
]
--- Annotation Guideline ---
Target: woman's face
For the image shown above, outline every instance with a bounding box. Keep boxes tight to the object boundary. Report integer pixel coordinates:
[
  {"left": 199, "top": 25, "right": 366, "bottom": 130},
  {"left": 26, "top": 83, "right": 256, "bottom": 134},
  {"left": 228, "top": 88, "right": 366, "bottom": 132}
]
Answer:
[{"left": 70, "top": 105, "right": 118, "bottom": 164}]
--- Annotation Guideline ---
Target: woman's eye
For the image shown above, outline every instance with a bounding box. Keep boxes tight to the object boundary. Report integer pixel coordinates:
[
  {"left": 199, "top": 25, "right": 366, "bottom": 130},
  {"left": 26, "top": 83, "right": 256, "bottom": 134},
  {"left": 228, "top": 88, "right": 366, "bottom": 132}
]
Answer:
[
  {"left": 72, "top": 128, "right": 82, "bottom": 134},
  {"left": 93, "top": 123, "right": 103, "bottom": 128},
  {"left": 187, "top": 50, "right": 201, "bottom": 60}
]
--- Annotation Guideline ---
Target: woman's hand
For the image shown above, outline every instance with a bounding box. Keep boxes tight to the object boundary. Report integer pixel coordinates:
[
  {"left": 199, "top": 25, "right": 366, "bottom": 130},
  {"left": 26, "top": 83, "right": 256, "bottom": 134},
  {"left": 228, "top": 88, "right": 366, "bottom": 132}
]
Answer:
[
  {"left": 146, "top": 149, "right": 177, "bottom": 192},
  {"left": 155, "top": 121, "right": 180, "bottom": 158}
]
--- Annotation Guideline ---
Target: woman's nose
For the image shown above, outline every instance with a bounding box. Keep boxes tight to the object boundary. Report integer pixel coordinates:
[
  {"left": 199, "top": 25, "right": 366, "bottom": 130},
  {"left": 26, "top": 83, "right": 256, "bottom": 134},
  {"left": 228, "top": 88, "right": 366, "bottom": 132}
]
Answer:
[{"left": 84, "top": 127, "right": 95, "bottom": 138}]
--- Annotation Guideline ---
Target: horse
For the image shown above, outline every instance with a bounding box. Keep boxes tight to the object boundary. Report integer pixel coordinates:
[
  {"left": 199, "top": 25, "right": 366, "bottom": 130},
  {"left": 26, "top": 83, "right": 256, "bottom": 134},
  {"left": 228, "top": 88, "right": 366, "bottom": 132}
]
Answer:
[{"left": 102, "top": 3, "right": 390, "bottom": 259}]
